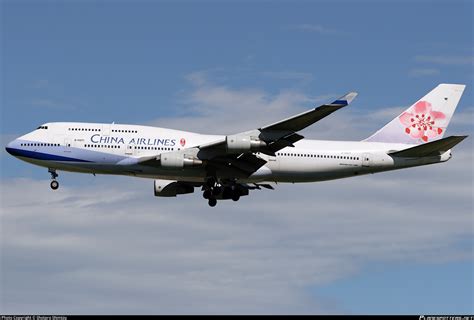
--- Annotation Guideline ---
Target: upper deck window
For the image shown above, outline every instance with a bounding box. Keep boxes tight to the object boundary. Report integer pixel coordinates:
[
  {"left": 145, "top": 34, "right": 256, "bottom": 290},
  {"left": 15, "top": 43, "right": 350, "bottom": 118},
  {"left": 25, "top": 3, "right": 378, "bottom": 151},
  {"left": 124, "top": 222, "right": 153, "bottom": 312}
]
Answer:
[{"left": 37, "top": 126, "right": 48, "bottom": 130}]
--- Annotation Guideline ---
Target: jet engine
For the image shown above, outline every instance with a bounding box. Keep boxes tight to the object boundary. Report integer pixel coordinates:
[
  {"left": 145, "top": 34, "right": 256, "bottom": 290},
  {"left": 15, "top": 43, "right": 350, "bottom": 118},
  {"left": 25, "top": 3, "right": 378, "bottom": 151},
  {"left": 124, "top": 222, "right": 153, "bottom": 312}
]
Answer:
[
  {"left": 160, "top": 153, "right": 202, "bottom": 168},
  {"left": 226, "top": 134, "right": 266, "bottom": 153},
  {"left": 154, "top": 179, "right": 194, "bottom": 197}
]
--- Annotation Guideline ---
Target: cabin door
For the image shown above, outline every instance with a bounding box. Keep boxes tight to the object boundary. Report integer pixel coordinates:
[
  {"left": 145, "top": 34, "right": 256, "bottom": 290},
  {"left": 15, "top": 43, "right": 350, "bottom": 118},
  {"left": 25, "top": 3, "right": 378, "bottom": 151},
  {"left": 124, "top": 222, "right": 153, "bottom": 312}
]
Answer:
[
  {"left": 362, "top": 153, "right": 371, "bottom": 167},
  {"left": 125, "top": 144, "right": 134, "bottom": 155}
]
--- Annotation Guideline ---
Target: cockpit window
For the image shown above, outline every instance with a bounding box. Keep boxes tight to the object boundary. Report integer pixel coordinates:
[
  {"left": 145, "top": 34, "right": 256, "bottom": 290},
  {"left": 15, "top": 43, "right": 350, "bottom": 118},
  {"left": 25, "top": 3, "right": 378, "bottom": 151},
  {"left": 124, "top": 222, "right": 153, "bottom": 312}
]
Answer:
[{"left": 37, "top": 126, "right": 48, "bottom": 130}]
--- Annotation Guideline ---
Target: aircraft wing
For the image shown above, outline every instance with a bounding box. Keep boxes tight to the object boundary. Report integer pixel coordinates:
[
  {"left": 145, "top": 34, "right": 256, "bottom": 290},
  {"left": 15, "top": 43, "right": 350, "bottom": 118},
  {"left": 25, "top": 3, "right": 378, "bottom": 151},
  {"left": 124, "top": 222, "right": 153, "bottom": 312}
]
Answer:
[
  {"left": 259, "top": 91, "right": 358, "bottom": 133},
  {"left": 197, "top": 91, "right": 358, "bottom": 157},
  {"left": 136, "top": 91, "right": 357, "bottom": 178}
]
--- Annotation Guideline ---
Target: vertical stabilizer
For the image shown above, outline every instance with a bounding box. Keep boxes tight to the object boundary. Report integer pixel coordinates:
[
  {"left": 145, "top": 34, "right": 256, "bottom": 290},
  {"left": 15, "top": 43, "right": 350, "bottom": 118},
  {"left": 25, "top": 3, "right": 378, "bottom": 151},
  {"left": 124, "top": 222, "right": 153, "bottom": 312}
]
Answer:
[{"left": 364, "top": 84, "right": 465, "bottom": 144}]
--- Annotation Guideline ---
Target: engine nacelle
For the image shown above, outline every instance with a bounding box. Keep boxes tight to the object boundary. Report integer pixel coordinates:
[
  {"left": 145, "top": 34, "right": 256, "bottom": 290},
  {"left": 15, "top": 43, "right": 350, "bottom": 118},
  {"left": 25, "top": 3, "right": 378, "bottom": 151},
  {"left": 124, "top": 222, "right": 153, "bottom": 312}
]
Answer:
[
  {"left": 154, "top": 179, "right": 194, "bottom": 197},
  {"left": 226, "top": 135, "right": 266, "bottom": 153},
  {"left": 161, "top": 153, "right": 203, "bottom": 169}
]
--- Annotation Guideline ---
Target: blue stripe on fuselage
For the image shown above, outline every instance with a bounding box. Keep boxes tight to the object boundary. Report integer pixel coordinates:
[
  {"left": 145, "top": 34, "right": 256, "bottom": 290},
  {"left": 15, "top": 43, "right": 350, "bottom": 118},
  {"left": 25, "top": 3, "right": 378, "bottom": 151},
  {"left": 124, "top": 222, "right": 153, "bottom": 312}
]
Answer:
[{"left": 5, "top": 147, "right": 92, "bottom": 162}]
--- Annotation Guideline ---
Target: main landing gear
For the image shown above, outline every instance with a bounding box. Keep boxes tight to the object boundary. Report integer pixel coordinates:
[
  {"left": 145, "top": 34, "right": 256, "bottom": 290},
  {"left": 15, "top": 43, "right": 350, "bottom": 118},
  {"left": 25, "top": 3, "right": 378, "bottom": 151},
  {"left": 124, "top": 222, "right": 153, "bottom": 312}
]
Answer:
[
  {"left": 202, "top": 178, "right": 242, "bottom": 207},
  {"left": 48, "top": 168, "right": 59, "bottom": 190},
  {"left": 202, "top": 178, "right": 218, "bottom": 207}
]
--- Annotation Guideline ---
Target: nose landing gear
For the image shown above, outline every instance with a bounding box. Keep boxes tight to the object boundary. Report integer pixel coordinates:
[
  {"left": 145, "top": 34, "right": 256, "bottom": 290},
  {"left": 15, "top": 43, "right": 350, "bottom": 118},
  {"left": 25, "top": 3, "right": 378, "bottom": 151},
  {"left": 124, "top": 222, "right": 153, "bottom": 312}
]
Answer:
[
  {"left": 48, "top": 168, "right": 59, "bottom": 190},
  {"left": 50, "top": 180, "right": 59, "bottom": 190}
]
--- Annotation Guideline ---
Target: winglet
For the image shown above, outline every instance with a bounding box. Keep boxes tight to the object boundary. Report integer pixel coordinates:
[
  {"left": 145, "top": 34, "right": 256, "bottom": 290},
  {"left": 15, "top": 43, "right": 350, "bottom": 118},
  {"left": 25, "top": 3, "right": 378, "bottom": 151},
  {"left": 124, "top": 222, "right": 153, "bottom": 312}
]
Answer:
[{"left": 330, "top": 92, "right": 358, "bottom": 106}]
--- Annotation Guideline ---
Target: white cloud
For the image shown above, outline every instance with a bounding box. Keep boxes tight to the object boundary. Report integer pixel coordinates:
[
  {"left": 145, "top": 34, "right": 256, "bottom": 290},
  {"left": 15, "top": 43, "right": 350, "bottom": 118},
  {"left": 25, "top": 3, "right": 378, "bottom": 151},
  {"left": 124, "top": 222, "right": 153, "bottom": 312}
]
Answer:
[
  {"left": 147, "top": 71, "right": 472, "bottom": 142},
  {"left": 147, "top": 72, "right": 333, "bottom": 135}
]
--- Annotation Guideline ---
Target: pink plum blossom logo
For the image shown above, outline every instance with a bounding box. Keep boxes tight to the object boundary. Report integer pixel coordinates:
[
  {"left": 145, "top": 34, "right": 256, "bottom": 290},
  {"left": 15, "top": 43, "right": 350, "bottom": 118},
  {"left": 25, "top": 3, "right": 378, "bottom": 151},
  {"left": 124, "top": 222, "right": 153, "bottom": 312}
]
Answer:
[{"left": 399, "top": 101, "right": 446, "bottom": 142}]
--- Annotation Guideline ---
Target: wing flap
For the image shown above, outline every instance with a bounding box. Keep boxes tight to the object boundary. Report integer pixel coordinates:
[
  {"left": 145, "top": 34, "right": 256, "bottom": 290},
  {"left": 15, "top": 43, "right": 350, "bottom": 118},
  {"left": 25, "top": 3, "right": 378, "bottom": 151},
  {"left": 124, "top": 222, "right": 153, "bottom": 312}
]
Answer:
[
  {"left": 259, "top": 132, "right": 304, "bottom": 156},
  {"left": 208, "top": 153, "right": 267, "bottom": 176}
]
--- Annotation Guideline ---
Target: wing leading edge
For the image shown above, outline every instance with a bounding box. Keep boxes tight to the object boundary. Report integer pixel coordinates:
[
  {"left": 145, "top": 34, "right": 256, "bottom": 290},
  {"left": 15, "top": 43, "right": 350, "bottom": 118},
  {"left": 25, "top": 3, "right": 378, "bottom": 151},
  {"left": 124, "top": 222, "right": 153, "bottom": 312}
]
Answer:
[{"left": 259, "top": 91, "right": 358, "bottom": 133}]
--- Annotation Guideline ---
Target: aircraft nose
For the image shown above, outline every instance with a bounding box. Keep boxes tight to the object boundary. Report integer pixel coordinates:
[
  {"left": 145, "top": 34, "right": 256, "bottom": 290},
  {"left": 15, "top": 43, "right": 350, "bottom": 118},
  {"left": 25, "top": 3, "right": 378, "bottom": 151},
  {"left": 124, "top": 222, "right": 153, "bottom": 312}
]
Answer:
[{"left": 5, "top": 140, "right": 16, "bottom": 156}]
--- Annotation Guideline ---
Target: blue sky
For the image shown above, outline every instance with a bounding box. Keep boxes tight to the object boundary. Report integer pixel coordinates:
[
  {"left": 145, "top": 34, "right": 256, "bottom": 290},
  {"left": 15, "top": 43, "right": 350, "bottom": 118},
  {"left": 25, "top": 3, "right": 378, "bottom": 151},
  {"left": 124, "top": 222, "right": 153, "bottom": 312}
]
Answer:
[{"left": 1, "top": 0, "right": 473, "bottom": 314}]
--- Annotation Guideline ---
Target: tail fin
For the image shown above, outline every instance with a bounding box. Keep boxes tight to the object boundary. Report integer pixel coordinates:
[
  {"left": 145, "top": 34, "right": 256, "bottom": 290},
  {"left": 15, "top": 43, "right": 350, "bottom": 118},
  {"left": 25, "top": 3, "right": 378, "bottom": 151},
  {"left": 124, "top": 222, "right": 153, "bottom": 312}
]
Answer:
[{"left": 364, "top": 84, "right": 466, "bottom": 144}]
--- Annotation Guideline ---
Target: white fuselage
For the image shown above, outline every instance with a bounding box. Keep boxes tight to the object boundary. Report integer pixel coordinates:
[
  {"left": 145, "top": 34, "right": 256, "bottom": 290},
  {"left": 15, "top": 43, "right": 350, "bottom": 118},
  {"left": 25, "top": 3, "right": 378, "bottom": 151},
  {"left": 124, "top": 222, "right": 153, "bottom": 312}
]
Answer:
[{"left": 6, "top": 122, "right": 451, "bottom": 183}]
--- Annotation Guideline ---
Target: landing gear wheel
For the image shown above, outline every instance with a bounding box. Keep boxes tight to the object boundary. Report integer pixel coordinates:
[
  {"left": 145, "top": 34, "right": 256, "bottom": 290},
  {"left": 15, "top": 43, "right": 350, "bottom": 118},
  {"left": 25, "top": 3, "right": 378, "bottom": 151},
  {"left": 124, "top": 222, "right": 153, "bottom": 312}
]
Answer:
[
  {"left": 212, "top": 186, "right": 222, "bottom": 196},
  {"left": 231, "top": 192, "right": 240, "bottom": 202},
  {"left": 208, "top": 198, "right": 217, "bottom": 207},
  {"left": 203, "top": 189, "right": 212, "bottom": 199},
  {"left": 50, "top": 180, "right": 59, "bottom": 190},
  {"left": 206, "top": 177, "right": 217, "bottom": 188},
  {"left": 48, "top": 168, "right": 59, "bottom": 190}
]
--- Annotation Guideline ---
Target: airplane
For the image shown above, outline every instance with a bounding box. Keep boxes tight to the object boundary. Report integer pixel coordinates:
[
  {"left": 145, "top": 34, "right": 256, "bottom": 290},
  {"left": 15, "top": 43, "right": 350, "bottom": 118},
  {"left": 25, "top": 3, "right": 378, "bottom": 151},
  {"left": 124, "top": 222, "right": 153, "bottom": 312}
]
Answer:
[{"left": 5, "top": 83, "right": 467, "bottom": 207}]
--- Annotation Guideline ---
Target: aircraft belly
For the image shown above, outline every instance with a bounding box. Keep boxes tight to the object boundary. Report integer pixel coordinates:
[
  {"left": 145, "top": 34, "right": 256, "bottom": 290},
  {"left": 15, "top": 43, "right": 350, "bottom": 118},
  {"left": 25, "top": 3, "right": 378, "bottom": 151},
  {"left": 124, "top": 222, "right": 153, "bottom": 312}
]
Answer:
[
  {"left": 131, "top": 165, "right": 207, "bottom": 181},
  {"left": 272, "top": 158, "right": 364, "bottom": 182}
]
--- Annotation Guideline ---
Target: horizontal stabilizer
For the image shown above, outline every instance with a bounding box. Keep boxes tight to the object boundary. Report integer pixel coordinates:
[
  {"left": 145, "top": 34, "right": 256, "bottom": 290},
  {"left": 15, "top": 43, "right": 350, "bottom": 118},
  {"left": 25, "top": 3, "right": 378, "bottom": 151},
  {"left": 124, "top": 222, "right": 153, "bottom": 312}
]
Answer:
[{"left": 388, "top": 135, "right": 468, "bottom": 158}]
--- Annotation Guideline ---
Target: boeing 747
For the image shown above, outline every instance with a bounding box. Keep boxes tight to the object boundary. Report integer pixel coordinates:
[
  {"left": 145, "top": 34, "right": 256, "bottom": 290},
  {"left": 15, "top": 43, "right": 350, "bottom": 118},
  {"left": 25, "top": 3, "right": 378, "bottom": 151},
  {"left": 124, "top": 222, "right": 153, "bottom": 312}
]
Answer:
[{"left": 5, "top": 84, "right": 467, "bottom": 207}]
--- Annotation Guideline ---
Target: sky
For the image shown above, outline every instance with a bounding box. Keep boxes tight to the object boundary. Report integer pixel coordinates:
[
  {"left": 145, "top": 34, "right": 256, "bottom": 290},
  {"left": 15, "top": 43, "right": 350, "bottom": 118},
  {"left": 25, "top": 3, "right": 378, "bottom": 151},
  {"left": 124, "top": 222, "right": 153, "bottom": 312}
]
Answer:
[{"left": 1, "top": 0, "right": 473, "bottom": 315}]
